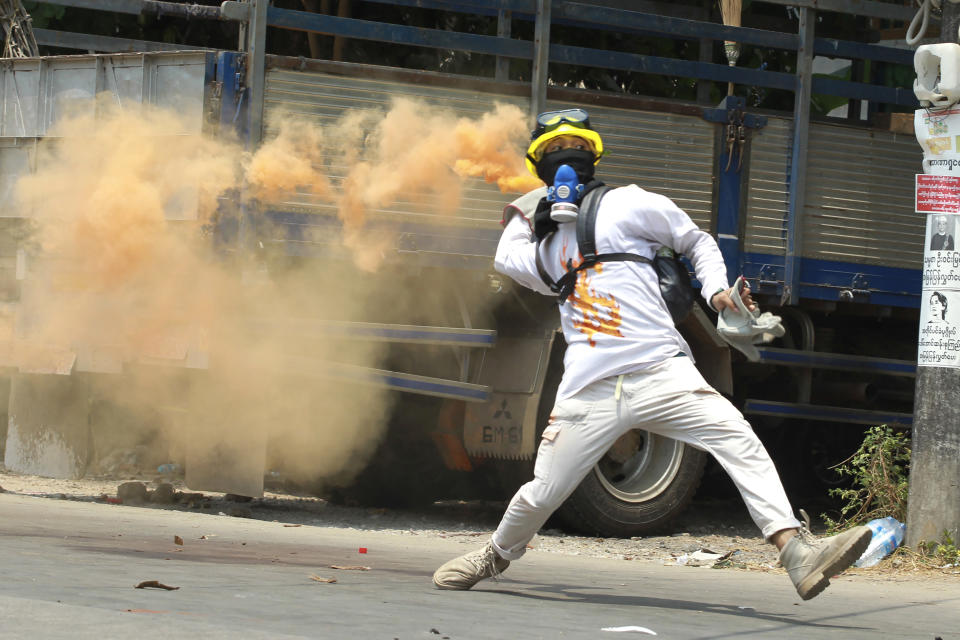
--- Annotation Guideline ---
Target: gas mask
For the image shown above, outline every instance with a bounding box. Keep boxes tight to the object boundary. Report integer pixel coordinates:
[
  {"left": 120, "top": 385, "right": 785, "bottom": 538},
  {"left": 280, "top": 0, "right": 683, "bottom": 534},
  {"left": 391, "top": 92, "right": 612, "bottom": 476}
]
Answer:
[
  {"left": 538, "top": 149, "right": 596, "bottom": 223},
  {"left": 546, "top": 165, "right": 583, "bottom": 222}
]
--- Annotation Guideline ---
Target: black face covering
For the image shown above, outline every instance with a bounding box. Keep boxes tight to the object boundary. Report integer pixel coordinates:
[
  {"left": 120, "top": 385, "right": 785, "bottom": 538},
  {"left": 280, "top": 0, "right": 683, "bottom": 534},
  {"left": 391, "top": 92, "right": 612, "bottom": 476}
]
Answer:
[
  {"left": 535, "top": 148, "right": 596, "bottom": 185},
  {"left": 533, "top": 177, "right": 605, "bottom": 240}
]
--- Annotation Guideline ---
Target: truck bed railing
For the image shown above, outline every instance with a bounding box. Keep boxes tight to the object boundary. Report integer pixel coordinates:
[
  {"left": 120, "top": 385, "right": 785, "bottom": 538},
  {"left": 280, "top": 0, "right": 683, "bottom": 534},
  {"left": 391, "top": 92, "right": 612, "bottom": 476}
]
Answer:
[
  {"left": 34, "top": 0, "right": 919, "bottom": 110},
  {"left": 754, "top": 347, "right": 917, "bottom": 377},
  {"left": 743, "top": 399, "right": 913, "bottom": 426},
  {"left": 246, "top": 320, "right": 496, "bottom": 347}
]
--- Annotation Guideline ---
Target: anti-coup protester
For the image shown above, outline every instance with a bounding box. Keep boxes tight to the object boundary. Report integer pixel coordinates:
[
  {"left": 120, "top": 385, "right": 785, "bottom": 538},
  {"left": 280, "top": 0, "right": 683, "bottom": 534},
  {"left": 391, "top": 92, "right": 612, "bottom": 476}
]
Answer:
[{"left": 432, "top": 108, "right": 871, "bottom": 601}]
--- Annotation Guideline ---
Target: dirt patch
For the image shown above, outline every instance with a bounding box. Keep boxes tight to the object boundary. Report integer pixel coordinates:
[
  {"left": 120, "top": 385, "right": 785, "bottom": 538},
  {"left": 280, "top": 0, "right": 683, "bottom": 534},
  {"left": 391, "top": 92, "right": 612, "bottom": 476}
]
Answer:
[{"left": 0, "top": 464, "right": 956, "bottom": 585}]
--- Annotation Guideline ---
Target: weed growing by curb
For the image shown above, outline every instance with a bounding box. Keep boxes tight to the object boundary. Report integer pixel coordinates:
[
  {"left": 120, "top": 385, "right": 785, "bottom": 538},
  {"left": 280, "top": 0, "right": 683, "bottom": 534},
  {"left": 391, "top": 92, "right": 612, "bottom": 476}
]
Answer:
[
  {"left": 822, "top": 424, "right": 910, "bottom": 533},
  {"left": 918, "top": 531, "right": 960, "bottom": 568}
]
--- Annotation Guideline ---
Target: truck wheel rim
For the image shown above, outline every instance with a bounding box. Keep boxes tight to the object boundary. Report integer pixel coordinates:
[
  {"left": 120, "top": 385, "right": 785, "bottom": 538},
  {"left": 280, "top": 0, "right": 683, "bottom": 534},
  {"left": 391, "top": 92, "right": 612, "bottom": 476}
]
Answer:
[{"left": 593, "top": 432, "right": 684, "bottom": 502}]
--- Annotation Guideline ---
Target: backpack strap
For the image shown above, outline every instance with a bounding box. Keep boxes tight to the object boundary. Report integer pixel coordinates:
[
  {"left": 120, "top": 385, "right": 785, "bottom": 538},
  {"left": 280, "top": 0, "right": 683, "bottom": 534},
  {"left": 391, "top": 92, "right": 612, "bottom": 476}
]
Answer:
[
  {"left": 553, "top": 253, "right": 652, "bottom": 304},
  {"left": 534, "top": 237, "right": 559, "bottom": 294},
  {"left": 576, "top": 185, "right": 612, "bottom": 262}
]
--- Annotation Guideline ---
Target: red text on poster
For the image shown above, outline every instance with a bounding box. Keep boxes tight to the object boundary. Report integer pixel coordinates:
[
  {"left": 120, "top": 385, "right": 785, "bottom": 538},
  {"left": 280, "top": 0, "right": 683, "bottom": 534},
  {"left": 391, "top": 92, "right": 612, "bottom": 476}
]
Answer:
[{"left": 917, "top": 174, "right": 960, "bottom": 214}]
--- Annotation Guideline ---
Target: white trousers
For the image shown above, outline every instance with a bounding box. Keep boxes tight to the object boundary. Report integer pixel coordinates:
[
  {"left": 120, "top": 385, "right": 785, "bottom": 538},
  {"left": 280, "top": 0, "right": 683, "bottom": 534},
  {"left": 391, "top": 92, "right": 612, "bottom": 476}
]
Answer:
[{"left": 491, "top": 356, "right": 801, "bottom": 560}]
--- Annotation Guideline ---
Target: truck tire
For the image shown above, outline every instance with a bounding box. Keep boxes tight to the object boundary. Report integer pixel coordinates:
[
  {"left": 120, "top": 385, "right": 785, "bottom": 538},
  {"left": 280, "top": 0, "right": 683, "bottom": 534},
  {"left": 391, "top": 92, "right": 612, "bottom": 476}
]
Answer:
[{"left": 554, "top": 433, "right": 707, "bottom": 537}]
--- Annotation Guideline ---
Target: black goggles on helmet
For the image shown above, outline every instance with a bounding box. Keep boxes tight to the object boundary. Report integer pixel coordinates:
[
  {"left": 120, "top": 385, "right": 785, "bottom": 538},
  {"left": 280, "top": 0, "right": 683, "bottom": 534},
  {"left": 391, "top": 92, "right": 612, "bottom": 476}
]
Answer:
[{"left": 531, "top": 109, "right": 591, "bottom": 138}]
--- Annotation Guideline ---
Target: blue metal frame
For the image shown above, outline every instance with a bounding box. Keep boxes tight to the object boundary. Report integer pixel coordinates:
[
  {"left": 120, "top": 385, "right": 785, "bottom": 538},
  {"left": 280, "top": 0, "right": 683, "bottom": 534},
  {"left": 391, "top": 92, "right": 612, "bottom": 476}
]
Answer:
[
  {"left": 338, "top": 366, "right": 492, "bottom": 401},
  {"left": 744, "top": 399, "right": 913, "bottom": 426},
  {"left": 357, "top": 0, "right": 534, "bottom": 16},
  {"left": 549, "top": 42, "right": 796, "bottom": 91},
  {"left": 706, "top": 96, "right": 759, "bottom": 284},
  {"left": 216, "top": 52, "right": 248, "bottom": 142},
  {"left": 245, "top": 321, "right": 498, "bottom": 346},
  {"left": 754, "top": 347, "right": 916, "bottom": 376},
  {"left": 266, "top": 7, "right": 533, "bottom": 59},
  {"left": 338, "top": 327, "right": 495, "bottom": 345},
  {"left": 742, "top": 252, "right": 922, "bottom": 308},
  {"left": 811, "top": 77, "right": 917, "bottom": 107},
  {"left": 210, "top": 52, "right": 249, "bottom": 251}
]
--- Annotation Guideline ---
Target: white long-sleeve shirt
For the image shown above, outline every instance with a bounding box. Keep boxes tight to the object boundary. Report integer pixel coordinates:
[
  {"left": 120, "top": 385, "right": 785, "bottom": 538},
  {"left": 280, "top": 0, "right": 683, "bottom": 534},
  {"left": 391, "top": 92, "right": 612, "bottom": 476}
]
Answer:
[{"left": 494, "top": 184, "right": 729, "bottom": 402}]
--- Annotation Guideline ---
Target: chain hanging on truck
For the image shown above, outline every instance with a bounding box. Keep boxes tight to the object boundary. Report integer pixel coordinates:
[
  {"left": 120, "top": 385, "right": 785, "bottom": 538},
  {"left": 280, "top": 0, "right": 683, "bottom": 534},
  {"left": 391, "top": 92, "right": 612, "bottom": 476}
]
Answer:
[
  {"left": 724, "top": 107, "right": 746, "bottom": 172},
  {"left": 0, "top": 0, "right": 38, "bottom": 58}
]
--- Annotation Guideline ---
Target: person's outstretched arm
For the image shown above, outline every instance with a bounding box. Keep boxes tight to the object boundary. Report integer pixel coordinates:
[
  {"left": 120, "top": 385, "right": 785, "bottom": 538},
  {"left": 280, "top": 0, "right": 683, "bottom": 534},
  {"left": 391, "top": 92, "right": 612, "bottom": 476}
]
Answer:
[{"left": 494, "top": 210, "right": 556, "bottom": 296}]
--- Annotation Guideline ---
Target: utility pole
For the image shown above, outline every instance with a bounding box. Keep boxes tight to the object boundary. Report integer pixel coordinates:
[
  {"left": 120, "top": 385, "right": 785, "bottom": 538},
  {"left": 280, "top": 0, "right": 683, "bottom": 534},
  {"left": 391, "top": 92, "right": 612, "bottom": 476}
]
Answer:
[
  {"left": 530, "top": 0, "right": 550, "bottom": 120},
  {"left": 907, "top": 3, "right": 960, "bottom": 548}
]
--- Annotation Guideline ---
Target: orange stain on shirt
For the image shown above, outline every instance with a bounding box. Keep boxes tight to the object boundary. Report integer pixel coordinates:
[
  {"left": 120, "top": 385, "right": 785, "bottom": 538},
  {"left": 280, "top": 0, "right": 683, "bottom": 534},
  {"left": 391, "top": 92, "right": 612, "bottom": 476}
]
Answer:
[{"left": 559, "top": 247, "right": 623, "bottom": 347}]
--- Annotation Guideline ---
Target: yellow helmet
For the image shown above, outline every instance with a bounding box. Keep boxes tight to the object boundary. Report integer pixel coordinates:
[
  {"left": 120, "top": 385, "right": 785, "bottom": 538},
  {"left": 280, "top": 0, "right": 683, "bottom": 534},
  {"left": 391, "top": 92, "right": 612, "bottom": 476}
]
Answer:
[{"left": 525, "top": 108, "right": 605, "bottom": 178}]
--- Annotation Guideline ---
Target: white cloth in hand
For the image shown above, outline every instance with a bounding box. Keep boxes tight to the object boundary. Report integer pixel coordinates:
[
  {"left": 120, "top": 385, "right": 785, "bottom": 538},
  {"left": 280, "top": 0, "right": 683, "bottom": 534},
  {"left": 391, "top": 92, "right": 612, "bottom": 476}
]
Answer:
[{"left": 716, "top": 276, "right": 784, "bottom": 362}]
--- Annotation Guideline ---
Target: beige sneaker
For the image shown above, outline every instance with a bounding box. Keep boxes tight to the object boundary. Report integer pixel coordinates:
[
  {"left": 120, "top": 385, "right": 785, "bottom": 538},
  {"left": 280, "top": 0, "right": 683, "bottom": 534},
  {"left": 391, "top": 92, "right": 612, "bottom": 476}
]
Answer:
[
  {"left": 779, "top": 520, "right": 872, "bottom": 600},
  {"left": 433, "top": 542, "right": 510, "bottom": 590}
]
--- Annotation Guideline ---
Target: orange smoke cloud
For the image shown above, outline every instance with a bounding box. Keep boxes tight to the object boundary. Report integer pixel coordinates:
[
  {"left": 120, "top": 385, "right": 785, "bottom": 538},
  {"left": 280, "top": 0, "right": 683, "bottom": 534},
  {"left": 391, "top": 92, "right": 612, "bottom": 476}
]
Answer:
[
  {"left": 7, "top": 93, "right": 538, "bottom": 490},
  {"left": 329, "top": 98, "right": 540, "bottom": 239},
  {"left": 247, "top": 116, "right": 332, "bottom": 201},
  {"left": 452, "top": 103, "right": 543, "bottom": 193}
]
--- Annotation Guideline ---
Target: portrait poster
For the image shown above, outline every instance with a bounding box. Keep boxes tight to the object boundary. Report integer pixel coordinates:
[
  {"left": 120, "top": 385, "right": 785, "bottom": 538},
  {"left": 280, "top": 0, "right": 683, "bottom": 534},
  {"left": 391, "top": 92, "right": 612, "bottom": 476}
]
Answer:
[{"left": 919, "top": 210, "right": 960, "bottom": 367}]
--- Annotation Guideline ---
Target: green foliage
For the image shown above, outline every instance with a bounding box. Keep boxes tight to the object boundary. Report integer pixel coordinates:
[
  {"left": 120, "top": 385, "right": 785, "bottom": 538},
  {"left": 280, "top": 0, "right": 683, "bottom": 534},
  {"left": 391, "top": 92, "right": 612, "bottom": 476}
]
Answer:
[
  {"left": 822, "top": 425, "right": 910, "bottom": 533},
  {"left": 918, "top": 531, "right": 960, "bottom": 567},
  {"left": 811, "top": 66, "right": 852, "bottom": 116},
  {"left": 22, "top": 2, "right": 66, "bottom": 26}
]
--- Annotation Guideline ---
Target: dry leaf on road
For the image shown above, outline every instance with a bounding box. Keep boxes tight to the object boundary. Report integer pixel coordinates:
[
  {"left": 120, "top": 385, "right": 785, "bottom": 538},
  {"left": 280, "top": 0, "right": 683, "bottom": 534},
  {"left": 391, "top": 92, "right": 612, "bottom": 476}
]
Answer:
[{"left": 134, "top": 580, "right": 179, "bottom": 591}]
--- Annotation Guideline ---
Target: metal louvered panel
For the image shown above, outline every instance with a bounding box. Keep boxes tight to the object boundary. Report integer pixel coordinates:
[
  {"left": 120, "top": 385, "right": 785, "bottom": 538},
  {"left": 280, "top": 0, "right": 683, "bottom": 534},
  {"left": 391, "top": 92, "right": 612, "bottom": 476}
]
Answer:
[
  {"left": 803, "top": 123, "right": 922, "bottom": 268},
  {"left": 0, "top": 52, "right": 211, "bottom": 221},
  {"left": 0, "top": 52, "right": 210, "bottom": 137},
  {"left": 745, "top": 116, "right": 790, "bottom": 255},
  {"left": 546, "top": 102, "right": 716, "bottom": 232},
  {"left": 262, "top": 67, "right": 717, "bottom": 232}
]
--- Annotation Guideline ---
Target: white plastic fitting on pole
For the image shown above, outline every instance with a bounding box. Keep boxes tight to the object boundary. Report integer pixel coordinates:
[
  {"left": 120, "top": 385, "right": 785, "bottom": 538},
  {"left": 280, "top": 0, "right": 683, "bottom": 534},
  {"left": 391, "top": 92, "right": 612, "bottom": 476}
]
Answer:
[
  {"left": 914, "top": 43, "right": 960, "bottom": 107},
  {"left": 906, "top": 0, "right": 932, "bottom": 46}
]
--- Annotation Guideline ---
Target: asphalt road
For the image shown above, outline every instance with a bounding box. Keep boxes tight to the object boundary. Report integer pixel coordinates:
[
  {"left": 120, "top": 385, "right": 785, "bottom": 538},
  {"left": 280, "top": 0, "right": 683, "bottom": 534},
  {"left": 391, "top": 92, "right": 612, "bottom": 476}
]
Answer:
[{"left": 0, "top": 494, "right": 956, "bottom": 640}]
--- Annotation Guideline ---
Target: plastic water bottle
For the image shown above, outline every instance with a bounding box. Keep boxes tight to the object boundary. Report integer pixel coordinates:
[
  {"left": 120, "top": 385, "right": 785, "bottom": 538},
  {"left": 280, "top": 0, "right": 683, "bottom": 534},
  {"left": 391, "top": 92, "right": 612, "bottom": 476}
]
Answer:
[
  {"left": 157, "top": 463, "right": 182, "bottom": 475},
  {"left": 854, "top": 516, "right": 906, "bottom": 567}
]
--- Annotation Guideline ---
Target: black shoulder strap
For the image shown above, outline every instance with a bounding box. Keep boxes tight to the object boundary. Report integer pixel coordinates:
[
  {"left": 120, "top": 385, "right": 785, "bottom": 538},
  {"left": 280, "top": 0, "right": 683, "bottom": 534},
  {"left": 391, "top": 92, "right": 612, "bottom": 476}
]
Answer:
[
  {"left": 534, "top": 237, "right": 558, "bottom": 293},
  {"left": 576, "top": 185, "right": 613, "bottom": 262}
]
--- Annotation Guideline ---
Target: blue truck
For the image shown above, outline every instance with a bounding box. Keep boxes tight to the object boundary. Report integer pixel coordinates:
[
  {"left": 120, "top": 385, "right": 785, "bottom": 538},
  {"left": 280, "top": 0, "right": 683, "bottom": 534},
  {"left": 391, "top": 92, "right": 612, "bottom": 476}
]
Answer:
[{"left": 0, "top": 0, "right": 922, "bottom": 535}]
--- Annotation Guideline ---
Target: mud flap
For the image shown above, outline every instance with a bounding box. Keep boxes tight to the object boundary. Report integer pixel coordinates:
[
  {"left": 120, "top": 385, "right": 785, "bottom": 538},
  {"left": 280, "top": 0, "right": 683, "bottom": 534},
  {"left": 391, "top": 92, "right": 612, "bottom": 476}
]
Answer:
[{"left": 463, "top": 331, "right": 557, "bottom": 460}]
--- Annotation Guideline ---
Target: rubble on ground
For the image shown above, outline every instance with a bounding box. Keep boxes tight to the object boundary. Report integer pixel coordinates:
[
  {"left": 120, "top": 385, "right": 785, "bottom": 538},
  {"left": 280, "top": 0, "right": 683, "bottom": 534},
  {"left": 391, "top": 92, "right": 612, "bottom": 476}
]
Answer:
[{"left": 117, "top": 481, "right": 148, "bottom": 504}]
